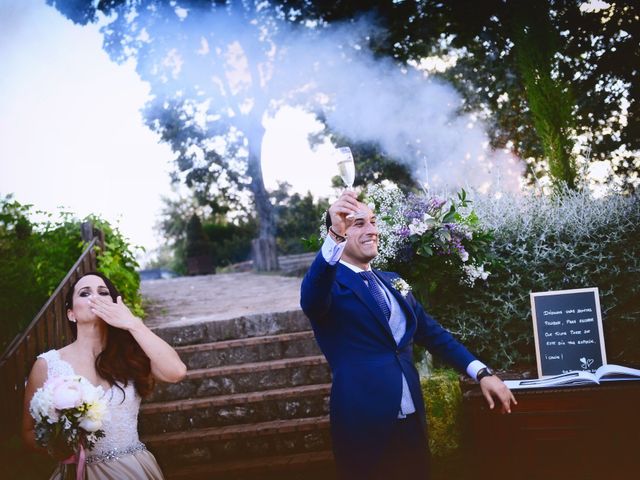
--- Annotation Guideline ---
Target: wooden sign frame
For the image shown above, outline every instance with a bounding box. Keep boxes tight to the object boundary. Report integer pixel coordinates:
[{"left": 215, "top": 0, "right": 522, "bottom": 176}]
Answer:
[{"left": 530, "top": 287, "right": 607, "bottom": 377}]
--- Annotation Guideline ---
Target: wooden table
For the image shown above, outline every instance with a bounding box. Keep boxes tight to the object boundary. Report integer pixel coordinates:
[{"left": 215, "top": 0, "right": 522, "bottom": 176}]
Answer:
[{"left": 462, "top": 380, "right": 640, "bottom": 480}]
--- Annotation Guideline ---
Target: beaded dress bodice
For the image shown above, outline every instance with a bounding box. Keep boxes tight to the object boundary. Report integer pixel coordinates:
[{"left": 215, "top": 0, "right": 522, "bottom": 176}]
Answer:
[{"left": 38, "top": 350, "right": 144, "bottom": 460}]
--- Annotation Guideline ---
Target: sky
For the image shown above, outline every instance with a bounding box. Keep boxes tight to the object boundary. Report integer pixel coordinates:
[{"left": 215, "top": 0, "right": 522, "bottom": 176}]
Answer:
[{"left": 0, "top": 0, "right": 336, "bottom": 263}]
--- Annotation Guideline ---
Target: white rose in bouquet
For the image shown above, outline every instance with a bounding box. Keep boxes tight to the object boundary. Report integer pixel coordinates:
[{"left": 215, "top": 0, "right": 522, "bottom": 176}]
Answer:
[
  {"left": 30, "top": 385, "right": 57, "bottom": 423},
  {"left": 29, "top": 374, "right": 107, "bottom": 457},
  {"left": 79, "top": 417, "right": 103, "bottom": 433}
]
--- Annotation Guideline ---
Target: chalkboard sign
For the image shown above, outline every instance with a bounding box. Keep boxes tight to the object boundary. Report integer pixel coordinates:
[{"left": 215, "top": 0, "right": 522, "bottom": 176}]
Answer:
[{"left": 530, "top": 287, "right": 606, "bottom": 377}]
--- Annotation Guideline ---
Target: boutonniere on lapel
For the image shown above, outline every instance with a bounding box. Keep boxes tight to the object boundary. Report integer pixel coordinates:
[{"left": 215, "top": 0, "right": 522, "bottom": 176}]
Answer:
[{"left": 391, "top": 277, "right": 412, "bottom": 297}]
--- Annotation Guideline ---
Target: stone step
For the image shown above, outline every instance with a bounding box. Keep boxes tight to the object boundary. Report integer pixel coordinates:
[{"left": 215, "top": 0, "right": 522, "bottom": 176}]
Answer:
[
  {"left": 174, "top": 331, "right": 320, "bottom": 369},
  {"left": 148, "top": 355, "right": 331, "bottom": 402},
  {"left": 151, "top": 310, "right": 311, "bottom": 347},
  {"left": 140, "top": 383, "right": 331, "bottom": 434},
  {"left": 144, "top": 416, "right": 331, "bottom": 466},
  {"left": 163, "top": 450, "right": 336, "bottom": 480}
]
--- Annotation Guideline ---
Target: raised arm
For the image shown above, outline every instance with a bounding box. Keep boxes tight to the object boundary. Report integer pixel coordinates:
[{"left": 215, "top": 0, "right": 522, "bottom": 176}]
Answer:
[
  {"left": 300, "top": 252, "right": 339, "bottom": 320},
  {"left": 300, "top": 191, "right": 359, "bottom": 320},
  {"left": 88, "top": 295, "right": 187, "bottom": 383}
]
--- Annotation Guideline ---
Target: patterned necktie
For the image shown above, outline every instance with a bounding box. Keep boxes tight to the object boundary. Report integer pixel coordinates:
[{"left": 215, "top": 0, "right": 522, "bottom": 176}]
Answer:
[{"left": 359, "top": 271, "right": 391, "bottom": 320}]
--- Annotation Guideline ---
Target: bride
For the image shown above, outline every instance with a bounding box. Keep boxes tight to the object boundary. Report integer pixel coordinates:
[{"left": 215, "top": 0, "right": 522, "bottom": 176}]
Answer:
[{"left": 22, "top": 271, "right": 187, "bottom": 479}]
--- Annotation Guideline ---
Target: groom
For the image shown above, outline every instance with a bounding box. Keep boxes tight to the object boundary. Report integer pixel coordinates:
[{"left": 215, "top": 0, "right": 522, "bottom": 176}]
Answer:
[{"left": 300, "top": 191, "right": 516, "bottom": 479}]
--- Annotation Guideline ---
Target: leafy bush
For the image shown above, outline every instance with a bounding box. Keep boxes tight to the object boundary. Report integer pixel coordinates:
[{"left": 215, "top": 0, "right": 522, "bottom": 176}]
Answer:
[
  {"left": 0, "top": 196, "right": 143, "bottom": 350},
  {"left": 0, "top": 197, "right": 83, "bottom": 350},
  {"left": 202, "top": 220, "right": 256, "bottom": 267},
  {"left": 421, "top": 368, "right": 463, "bottom": 457},
  {"left": 91, "top": 217, "right": 144, "bottom": 318},
  {"left": 418, "top": 189, "right": 640, "bottom": 370}
]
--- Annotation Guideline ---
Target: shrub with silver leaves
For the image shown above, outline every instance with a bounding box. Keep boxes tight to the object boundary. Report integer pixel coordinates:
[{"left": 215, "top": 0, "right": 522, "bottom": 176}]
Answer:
[{"left": 426, "top": 188, "right": 640, "bottom": 370}]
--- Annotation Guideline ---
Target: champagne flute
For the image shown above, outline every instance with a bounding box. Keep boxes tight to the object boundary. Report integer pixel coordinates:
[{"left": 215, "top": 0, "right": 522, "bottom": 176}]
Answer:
[
  {"left": 335, "top": 146, "right": 357, "bottom": 219},
  {"left": 335, "top": 146, "right": 355, "bottom": 190}
]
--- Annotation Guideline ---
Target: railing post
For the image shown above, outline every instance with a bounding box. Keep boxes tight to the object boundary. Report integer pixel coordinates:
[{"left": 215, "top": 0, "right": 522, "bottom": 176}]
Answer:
[
  {"left": 81, "top": 222, "right": 105, "bottom": 251},
  {"left": 81, "top": 221, "right": 93, "bottom": 242}
]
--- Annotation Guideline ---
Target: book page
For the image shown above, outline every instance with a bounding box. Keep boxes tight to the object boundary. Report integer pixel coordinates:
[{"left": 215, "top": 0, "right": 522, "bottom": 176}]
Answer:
[
  {"left": 596, "top": 364, "right": 640, "bottom": 381},
  {"left": 504, "top": 371, "right": 598, "bottom": 390}
]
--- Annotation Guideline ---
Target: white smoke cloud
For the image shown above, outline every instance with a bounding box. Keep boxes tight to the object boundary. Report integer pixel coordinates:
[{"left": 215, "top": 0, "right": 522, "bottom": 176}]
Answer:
[{"left": 116, "top": 5, "right": 524, "bottom": 193}]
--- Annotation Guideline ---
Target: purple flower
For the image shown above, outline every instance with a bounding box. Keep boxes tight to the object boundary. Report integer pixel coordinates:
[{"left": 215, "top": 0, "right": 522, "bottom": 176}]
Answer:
[
  {"left": 396, "top": 225, "right": 411, "bottom": 238},
  {"left": 427, "top": 197, "right": 446, "bottom": 212}
]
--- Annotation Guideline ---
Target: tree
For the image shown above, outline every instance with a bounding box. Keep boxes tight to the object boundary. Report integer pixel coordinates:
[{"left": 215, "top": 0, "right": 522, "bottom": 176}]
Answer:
[
  {"left": 270, "top": 182, "right": 329, "bottom": 254},
  {"left": 409, "top": 1, "right": 639, "bottom": 191},
  {"left": 49, "top": 1, "right": 314, "bottom": 270},
  {"left": 185, "top": 213, "right": 210, "bottom": 257}
]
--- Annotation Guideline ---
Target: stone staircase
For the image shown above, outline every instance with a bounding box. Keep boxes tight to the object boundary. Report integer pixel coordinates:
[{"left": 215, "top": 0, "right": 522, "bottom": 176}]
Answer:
[{"left": 139, "top": 275, "right": 335, "bottom": 480}]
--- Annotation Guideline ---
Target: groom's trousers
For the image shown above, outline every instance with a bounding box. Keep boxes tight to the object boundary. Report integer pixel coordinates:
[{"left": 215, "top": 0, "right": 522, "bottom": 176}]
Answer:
[{"left": 338, "top": 413, "right": 431, "bottom": 480}]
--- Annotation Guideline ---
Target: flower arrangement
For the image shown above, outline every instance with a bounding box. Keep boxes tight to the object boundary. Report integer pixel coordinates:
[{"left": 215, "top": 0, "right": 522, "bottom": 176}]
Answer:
[
  {"left": 366, "top": 184, "right": 493, "bottom": 291},
  {"left": 30, "top": 375, "right": 107, "bottom": 479},
  {"left": 391, "top": 277, "right": 412, "bottom": 297}
]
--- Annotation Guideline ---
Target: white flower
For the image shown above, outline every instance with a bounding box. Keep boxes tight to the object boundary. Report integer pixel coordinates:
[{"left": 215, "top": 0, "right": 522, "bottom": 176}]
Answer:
[
  {"left": 391, "top": 277, "right": 412, "bottom": 297},
  {"left": 408, "top": 215, "right": 436, "bottom": 237},
  {"left": 460, "top": 251, "right": 469, "bottom": 262},
  {"left": 408, "top": 221, "right": 428, "bottom": 236},
  {"left": 79, "top": 417, "right": 103, "bottom": 432},
  {"left": 80, "top": 379, "right": 104, "bottom": 404},
  {"left": 29, "top": 386, "right": 55, "bottom": 422},
  {"left": 83, "top": 395, "right": 108, "bottom": 428},
  {"left": 62, "top": 415, "right": 73, "bottom": 430},
  {"left": 462, "top": 264, "right": 491, "bottom": 287}
]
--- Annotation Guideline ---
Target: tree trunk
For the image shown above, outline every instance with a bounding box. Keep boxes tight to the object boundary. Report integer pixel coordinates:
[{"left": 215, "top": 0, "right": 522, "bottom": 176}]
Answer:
[
  {"left": 251, "top": 237, "right": 278, "bottom": 271},
  {"left": 245, "top": 125, "right": 279, "bottom": 272}
]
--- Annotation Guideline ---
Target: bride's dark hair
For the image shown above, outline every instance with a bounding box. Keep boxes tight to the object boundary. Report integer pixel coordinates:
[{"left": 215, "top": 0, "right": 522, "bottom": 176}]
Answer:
[{"left": 65, "top": 272, "right": 154, "bottom": 398}]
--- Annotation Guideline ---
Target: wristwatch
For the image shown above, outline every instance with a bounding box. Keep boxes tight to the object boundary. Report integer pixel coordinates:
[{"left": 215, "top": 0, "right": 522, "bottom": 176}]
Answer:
[{"left": 476, "top": 367, "right": 495, "bottom": 382}]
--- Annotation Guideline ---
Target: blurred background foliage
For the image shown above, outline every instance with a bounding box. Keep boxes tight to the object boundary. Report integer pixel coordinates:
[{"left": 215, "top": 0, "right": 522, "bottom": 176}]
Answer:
[{"left": 0, "top": 195, "right": 143, "bottom": 353}]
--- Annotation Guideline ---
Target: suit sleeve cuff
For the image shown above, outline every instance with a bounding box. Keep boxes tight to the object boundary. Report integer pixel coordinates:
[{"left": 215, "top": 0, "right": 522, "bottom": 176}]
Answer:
[
  {"left": 321, "top": 234, "right": 346, "bottom": 265},
  {"left": 467, "top": 360, "right": 486, "bottom": 381}
]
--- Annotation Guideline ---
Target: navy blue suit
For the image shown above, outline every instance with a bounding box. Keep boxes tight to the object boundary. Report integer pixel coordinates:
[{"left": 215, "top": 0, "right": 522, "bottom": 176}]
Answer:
[{"left": 300, "top": 252, "right": 477, "bottom": 478}]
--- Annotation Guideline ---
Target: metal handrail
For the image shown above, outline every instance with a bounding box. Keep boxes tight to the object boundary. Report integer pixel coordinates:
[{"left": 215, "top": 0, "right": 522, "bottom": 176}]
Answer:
[{"left": 0, "top": 224, "right": 104, "bottom": 439}]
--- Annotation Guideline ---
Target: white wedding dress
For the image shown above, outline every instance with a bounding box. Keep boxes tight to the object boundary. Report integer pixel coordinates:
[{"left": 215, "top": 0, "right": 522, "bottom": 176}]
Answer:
[{"left": 39, "top": 350, "right": 164, "bottom": 480}]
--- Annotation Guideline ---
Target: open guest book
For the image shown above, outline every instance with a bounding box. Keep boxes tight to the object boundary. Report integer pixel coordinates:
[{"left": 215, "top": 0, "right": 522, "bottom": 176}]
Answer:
[{"left": 504, "top": 364, "right": 640, "bottom": 390}]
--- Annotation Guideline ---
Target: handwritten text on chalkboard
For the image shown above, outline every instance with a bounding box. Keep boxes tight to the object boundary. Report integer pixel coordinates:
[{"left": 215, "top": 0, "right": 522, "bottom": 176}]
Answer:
[{"left": 530, "top": 288, "right": 606, "bottom": 377}]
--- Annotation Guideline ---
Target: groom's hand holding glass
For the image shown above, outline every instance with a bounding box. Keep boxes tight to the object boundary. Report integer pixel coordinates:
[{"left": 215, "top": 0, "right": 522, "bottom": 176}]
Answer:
[{"left": 327, "top": 190, "right": 363, "bottom": 243}]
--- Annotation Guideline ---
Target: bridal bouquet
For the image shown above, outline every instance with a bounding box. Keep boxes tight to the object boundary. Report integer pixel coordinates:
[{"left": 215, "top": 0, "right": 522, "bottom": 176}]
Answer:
[{"left": 30, "top": 375, "right": 107, "bottom": 480}]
